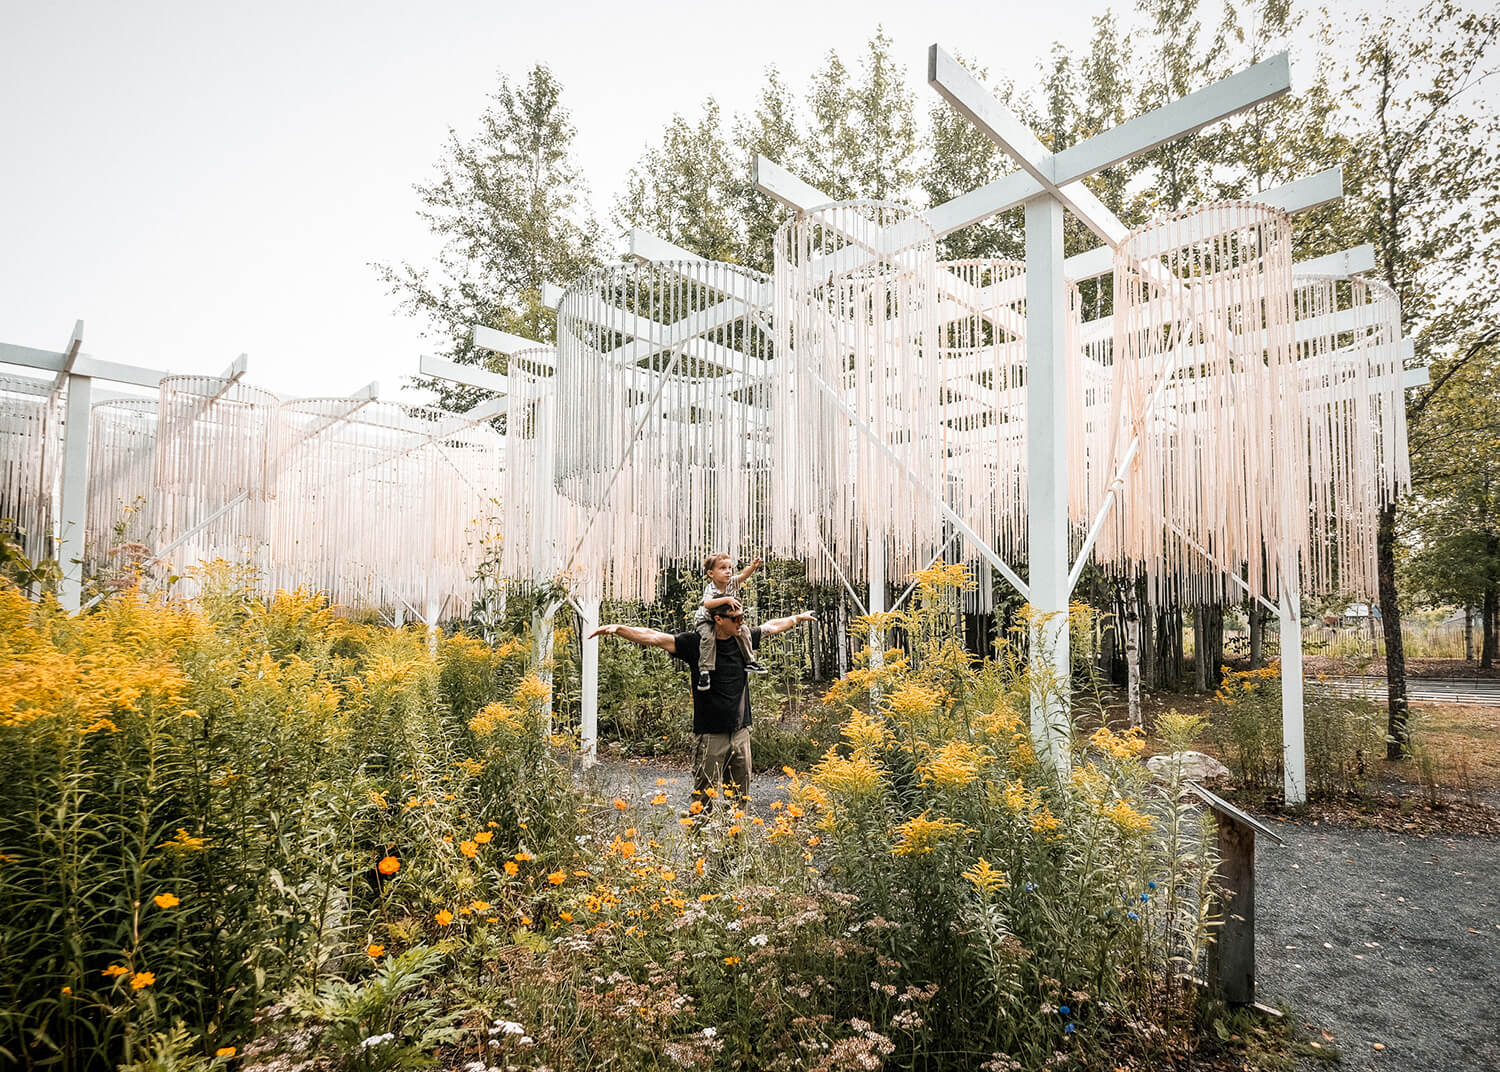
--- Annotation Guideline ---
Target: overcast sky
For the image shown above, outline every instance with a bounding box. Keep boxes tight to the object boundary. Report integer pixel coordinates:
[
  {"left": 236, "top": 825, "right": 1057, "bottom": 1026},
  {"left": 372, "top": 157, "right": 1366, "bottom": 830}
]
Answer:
[{"left": 0, "top": 0, "right": 1423, "bottom": 404}]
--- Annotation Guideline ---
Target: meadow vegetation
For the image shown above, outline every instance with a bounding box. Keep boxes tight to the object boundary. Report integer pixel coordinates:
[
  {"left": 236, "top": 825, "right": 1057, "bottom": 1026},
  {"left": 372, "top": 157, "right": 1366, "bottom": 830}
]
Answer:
[{"left": 2, "top": 563, "right": 1227, "bottom": 1071}]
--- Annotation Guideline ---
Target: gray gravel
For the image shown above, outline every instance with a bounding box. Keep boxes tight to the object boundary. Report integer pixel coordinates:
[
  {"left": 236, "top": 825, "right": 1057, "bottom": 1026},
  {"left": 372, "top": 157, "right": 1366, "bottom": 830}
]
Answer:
[
  {"left": 578, "top": 758, "right": 1500, "bottom": 1070},
  {"left": 1255, "top": 818, "right": 1500, "bottom": 1071}
]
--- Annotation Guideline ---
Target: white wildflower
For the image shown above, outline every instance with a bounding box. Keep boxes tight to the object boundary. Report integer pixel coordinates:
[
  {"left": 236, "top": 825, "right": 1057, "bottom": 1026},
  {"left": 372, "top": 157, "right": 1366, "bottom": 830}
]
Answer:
[
  {"left": 701, "top": 1026, "right": 718, "bottom": 1038},
  {"left": 358, "top": 1032, "right": 395, "bottom": 1050},
  {"left": 749, "top": 933, "right": 769, "bottom": 947},
  {"left": 489, "top": 1019, "right": 526, "bottom": 1036}
]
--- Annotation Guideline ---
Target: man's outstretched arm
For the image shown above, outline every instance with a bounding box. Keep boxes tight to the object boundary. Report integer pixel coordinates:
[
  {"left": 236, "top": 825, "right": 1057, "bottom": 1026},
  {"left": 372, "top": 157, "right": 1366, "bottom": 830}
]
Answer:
[
  {"left": 759, "top": 610, "right": 816, "bottom": 637},
  {"left": 587, "top": 623, "right": 678, "bottom": 654}
]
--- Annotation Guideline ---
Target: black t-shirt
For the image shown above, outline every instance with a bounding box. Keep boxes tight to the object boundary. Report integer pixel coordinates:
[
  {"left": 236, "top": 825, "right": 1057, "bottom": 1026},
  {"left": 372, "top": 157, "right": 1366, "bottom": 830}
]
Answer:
[{"left": 670, "top": 627, "right": 763, "bottom": 735}]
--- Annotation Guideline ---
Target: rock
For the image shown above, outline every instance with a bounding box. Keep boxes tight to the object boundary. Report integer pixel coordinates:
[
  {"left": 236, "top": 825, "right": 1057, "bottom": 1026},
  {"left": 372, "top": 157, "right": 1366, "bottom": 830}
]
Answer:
[{"left": 1145, "top": 750, "right": 1232, "bottom": 784}]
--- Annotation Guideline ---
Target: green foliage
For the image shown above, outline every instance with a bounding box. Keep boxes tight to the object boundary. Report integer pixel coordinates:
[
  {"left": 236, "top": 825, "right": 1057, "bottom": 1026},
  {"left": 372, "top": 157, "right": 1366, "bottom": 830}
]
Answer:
[
  {"left": 291, "top": 946, "right": 461, "bottom": 1071},
  {"left": 1206, "top": 663, "right": 1384, "bottom": 799},
  {"left": 378, "top": 64, "right": 600, "bottom": 411}
]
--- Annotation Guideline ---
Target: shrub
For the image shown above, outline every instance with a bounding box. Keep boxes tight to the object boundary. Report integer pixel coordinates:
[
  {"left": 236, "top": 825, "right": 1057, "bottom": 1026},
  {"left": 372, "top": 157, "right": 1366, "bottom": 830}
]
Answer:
[{"left": 1207, "top": 663, "right": 1383, "bottom": 799}]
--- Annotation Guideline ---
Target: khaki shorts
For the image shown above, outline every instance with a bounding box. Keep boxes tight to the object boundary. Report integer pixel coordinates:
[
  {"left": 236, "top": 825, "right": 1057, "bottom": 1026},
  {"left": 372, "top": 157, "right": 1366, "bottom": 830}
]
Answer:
[{"left": 691, "top": 726, "right": 751, "bottom": 812}]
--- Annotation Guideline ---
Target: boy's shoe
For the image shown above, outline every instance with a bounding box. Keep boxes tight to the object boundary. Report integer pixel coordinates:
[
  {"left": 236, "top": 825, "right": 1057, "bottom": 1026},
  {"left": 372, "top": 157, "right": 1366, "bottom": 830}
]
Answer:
[
  {"left": 745, "top": 659, "right": 769, "bottom": 674},
  {"left": 696, "top": 670, "right": 712, "bottom": 691}
]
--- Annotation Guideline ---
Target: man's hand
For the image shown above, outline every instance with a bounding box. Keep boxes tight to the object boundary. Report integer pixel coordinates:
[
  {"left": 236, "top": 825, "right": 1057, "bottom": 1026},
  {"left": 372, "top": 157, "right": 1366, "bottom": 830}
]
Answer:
[{"left": 587, "top": 624, "right": 621, "bottom": 639}]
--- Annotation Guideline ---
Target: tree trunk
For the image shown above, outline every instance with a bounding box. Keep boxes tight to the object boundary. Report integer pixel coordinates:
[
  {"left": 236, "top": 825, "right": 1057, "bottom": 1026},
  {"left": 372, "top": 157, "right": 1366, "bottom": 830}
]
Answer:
[
  {"left": 1483, "top": 586, "right": 1498, "bottom": 670},
  {"left": 1126, "top": 602, "right": 1142, "bottom": 728},
  {"left": 1378, "top": 501, "right": 1411, "bottom": 760},
  {"left": 1194, "top": 605, "right": 1225, "bottom": 693},
  {"left": 1248, "top": 598, "right": 1265, "bottom": 669},
  {"left": 1465, "top": 605, "right": 1475, "bottom": 662}
]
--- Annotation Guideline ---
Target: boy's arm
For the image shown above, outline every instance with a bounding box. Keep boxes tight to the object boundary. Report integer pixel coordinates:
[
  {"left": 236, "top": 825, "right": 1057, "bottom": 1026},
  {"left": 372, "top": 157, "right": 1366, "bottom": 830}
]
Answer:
[
  {"left": 758, "top": 610, "right": 816, "bottom": 637},
  {"left": 732, "top": 556, "right": 764, "bottom": 586},
  {"left": 703, "top": 594, "right": 741, "bottom": 611},
  {"left": 587, "top": 623, "right": 678, "bottom": 654}
]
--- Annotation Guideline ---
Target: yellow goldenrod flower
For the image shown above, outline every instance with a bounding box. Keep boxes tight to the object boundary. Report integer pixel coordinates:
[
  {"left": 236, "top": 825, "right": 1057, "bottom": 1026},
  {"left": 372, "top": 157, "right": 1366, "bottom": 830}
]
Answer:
[{"left": 891, "top": 811, "right": 967, "bottom": 856}]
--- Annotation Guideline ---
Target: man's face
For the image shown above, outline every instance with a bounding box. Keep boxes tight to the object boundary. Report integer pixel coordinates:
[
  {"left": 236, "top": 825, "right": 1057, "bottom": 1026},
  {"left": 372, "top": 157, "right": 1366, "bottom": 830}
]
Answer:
[
  {"left": 708, "top": 560, "right": 733, "bottom": 587},
  {"left": 713, "top": 611, "right": 743, "bottom": 638}
]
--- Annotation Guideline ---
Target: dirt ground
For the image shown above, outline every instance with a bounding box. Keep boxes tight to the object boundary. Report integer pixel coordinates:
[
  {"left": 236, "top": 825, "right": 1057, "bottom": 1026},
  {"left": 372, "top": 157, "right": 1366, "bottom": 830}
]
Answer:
[{"left": 1301, "top": 656, "right": 1500, "bottom": 680}]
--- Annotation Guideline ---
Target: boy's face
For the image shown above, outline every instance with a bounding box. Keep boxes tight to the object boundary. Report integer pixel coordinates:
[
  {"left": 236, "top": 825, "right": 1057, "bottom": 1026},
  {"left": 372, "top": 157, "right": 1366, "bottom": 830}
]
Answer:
[{"left": 708, "top": 560, "right": 733, "bottom": 586}]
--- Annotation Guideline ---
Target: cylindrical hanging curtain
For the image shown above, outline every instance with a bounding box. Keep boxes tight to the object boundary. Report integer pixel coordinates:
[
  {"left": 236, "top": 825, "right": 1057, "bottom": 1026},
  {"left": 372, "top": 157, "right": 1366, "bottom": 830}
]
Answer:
[
  {"left": 153, "top": 375, "right": 280, "bottom": 585},
  {"left": 86, "top": 398, "right": 158, "bottom": 580},
  {"left": 1293, "top": 274, "right": 1408, "bottom": 598},
  {"left": 0, "top": 375, "right": 62, "bottom": 566},
  {"left": 773, "top": 201, "right": 942, "bottom": 588},
  {"left": 271, "top": 397, "right": 501, "bottom": 614},
  {"left": 1106, "top": 201, "right": 1306, "bottom": 606},
  {"left": 552, "top": 259, "right": 773, "bottom": 602}
]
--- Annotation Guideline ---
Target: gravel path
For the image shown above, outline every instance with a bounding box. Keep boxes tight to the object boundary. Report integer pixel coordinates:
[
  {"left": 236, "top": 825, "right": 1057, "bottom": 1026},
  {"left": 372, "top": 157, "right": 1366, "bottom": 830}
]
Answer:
[
  {"left": 578, "top": 759, "right": 1500, "bottom": 1071},
  {"left": 1254, "top": 818, "right": 1500, "bottom": 1071}
]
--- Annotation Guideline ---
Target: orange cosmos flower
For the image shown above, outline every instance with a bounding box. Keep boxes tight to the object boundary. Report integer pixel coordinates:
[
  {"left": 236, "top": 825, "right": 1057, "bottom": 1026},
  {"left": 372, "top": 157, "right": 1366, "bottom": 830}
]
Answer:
[
  {"left": 102, "top": 965, "right": 128, "bottom": 978},
  {"left": 367, "top": 944, "right": 385, "bottom": 957},
  {"left": 216, "top": 1047, "right": 236, "bottom": 1058},
  {"left": 435, "top": 909, "right": 454, "bottom": 925},
  {"left": 474, "top": 831, "right": 493, "bottom": 844},
  {"left": 548, "top": 871, "right": 566, "bottom": 885},
  {"left": 459, "top": 840, "right": 478, "bottom": 858},
  {"left": 152, "top": 893, "right": 180, "bottom": 909},
  {"left": 503, "top": 861, "right": 519, "bottom": 876},
  {"left": 613, "top": 798, "right": 629, "bottom": 810},
  {"left": 377, "top": 856, "right": 400, "bottom": 875},
  {"left": 130, "top": 971, "right": 155, "bottom": 989}
]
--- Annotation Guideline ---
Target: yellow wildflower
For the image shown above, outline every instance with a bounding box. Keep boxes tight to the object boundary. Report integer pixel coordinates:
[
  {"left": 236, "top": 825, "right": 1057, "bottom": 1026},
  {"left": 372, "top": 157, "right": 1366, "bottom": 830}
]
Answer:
[
  {"left": 435, "top": 909, "right": 454, "bottom": 926},
  {"left": 918, "top": 739, "right": 989, "bottom": 790},
  {"left": 367, "top": 944, "right": 384, "bottom": 957},
  {"left": 504, "top": 861, "right": 519, "bottom": 876},
  {"left": 962, "top": 857, "right": 1009, "bottom": 896},
  {"left": 891, "top": 812, "right": 968, "bottom": 856},
  {"left": 152, "top": 893, "right": 180, "bottom": 909},
  {"left": 102, "top": 965, "right": 129, "bottom": 978},
  {"left": 548, "top": 871, "right": 566, "bottom": 886},
  {"left": 216, "top": 1047, "right": 236, "bottom": 1058},
  {"left": 130, "top": 971, "right": 155, "bottom": 989},
  {"left": 474, "top": 831, "right": 493, "bottom": 844}
]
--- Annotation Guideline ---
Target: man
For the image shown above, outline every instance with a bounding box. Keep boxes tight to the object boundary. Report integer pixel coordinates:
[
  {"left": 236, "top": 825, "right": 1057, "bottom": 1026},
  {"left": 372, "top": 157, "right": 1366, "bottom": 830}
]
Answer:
[{"left": 589, "top": 604, "right": 816, "bottom": 812}]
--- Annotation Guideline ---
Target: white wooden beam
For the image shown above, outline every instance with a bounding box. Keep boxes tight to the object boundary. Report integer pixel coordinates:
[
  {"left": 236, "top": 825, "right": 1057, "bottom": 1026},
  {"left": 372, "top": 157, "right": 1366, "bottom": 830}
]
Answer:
[
  {"left": 628, "top": 228, "right": 702, "bottom": 263},
  {"left": 1293, "top": 243, "right": 1376, "bottom": 278},
  {"left": 752, "top": 154, "right": 832, "bottom": 212},
  {"left": 472, "top": 324, "right": 550, "bottom": 359},
  {"left": 1043, "top": 54, "right": 1291, "bottom": 183},
  {"left": 421, "top": 352, "right": 510, "bottom": 393},
  {"left": 541, "top": 283, "right": 565, "bottom": 310}
]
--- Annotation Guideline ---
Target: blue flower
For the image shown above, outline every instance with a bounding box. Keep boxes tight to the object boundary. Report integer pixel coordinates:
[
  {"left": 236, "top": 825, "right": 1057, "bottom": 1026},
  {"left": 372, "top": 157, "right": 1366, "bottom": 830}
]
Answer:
[
  {"left": 1127, "top": 911, "right": 1139, "bottom": 921},
  {"left": 1139, "top": 892, "right": 1150, "bottom": 902},
  {"left": 1148, "top": 881, "right": 1158, "bottom": 890},
  {"left": 1058, "top": 1006, "right": 1071, "bottom": 1016},
  {"left": 1024, "top": 881, "right": 1038, "bottom": 892},
  {"left": 1064, "top": 1023, "right": 1076, "bottom": 1034}
]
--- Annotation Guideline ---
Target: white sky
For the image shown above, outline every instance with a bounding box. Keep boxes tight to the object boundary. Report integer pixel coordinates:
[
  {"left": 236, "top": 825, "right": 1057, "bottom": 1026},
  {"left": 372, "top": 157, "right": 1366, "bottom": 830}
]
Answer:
[{"left": 0, "top": 0, "right": 1427, "bottom": 404}]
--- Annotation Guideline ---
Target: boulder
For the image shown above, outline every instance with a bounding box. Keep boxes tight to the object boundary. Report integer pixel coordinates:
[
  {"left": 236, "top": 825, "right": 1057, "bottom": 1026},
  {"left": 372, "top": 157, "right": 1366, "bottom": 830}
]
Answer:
[{"left": 1145, "top": 750, "right": 1232, "bottom": 784}]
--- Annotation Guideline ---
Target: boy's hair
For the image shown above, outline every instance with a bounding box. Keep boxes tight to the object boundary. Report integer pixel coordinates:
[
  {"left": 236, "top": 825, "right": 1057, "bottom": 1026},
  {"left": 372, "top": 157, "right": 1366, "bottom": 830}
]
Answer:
[{"left": 703, "top": 552, "right": 732, "bottom": 574}]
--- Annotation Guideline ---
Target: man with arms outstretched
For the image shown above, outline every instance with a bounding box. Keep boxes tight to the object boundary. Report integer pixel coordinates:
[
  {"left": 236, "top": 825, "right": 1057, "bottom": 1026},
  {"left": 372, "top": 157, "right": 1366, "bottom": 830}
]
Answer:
[{"left": 589, "top": 605, "right": 816, "bottom": 814}]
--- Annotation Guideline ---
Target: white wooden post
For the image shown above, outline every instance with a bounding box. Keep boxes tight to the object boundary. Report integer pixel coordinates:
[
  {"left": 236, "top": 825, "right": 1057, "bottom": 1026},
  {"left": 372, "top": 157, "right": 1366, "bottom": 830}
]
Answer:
[
  {"left": 578, "top": 595, "right": 600, "bottom": 767},
  {"left": 57, "top": 371, "right": 93, "bottom": 612},
  {"left": 1024, "top": 196, "right": 1072, "bottom": 773},
  {"left": 1279, "top": 557, "right": 1307, "bottom": 806}
]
